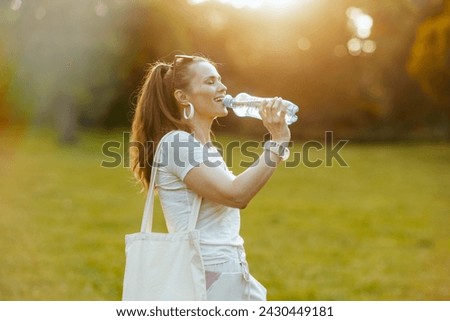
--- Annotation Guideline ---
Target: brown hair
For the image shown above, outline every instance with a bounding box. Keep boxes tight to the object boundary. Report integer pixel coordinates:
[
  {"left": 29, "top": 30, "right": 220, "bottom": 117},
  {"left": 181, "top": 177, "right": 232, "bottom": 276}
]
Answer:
[{"left": 130, "top": 55, "right": 211, "bottom": 191}]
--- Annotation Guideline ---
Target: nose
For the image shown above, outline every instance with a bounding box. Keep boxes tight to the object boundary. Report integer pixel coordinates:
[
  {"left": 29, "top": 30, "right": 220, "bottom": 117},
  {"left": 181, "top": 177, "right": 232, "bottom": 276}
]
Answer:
[{"left": 218, "top": 80, "right": 227, "bottom": 93}]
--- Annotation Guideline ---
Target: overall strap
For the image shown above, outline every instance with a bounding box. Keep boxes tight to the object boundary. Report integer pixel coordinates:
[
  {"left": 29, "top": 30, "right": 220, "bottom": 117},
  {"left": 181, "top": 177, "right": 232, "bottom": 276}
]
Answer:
[{"left": 140, "top": 131, "right": 202, "bottom": 233}]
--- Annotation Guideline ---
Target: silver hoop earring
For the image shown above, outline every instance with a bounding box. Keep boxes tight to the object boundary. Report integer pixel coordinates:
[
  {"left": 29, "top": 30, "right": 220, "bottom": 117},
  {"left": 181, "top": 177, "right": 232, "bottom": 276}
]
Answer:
[{"left": 183, "top": 103, "right": 195, "bottom": 120}]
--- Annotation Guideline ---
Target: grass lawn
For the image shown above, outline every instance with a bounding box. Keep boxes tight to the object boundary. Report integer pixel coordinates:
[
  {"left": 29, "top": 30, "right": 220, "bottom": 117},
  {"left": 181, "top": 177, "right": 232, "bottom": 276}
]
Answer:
[{"left": 0, "top": 126, "right": 449, "bottom": 300}]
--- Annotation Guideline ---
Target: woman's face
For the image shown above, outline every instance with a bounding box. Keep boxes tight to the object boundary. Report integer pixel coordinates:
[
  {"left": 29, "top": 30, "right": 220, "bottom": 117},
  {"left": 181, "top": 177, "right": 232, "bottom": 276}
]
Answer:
[{"left": 184, "top": 61, "right": 228, "bottom": 120}]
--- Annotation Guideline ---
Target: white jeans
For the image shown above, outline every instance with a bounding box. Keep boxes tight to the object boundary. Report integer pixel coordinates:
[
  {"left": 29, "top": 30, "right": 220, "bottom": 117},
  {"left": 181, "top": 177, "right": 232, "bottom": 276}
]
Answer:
[{"left": 204, "top": 248, "right": 267, "bottom": 301}]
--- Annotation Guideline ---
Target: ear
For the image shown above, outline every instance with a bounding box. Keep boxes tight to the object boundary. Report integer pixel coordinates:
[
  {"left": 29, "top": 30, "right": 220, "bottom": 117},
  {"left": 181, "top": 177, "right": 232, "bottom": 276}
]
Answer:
[{"left": 174, "top": 89, "right": 190, "bottom": 106}]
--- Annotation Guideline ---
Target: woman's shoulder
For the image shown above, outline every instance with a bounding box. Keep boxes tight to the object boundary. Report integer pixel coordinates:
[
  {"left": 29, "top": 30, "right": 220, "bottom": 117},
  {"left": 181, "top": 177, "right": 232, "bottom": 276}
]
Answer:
[
  {"left": 161, "top": 130, "right": 189, "bottom": 140},
  {"left": 161, "top": 130, "right": 198, "bottom": 144}
]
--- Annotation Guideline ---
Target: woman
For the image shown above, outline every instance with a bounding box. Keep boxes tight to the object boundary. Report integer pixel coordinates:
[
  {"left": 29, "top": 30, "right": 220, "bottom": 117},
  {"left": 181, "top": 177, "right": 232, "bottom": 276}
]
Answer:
[{"left": 130, "top": 54, "right": 291, "bottom": 300}]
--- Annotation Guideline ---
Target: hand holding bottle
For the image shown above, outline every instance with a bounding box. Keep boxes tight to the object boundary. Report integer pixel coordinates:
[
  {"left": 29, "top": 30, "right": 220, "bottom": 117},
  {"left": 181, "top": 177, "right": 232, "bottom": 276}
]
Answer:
[{"left": 259, "top": 97, "right": 291, "bottom": 143}]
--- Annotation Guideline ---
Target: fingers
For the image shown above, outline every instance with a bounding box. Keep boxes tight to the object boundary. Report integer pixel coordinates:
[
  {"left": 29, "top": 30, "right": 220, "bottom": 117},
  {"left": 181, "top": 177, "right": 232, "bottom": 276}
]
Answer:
[
  {"left": 267, "top": 98, "right": 279, "bottom": 123},
  {"left": 261, "top": 97, "right": 286, "bottom": 123},
  {"left": 258, "top": 98, "right": 273, "bottom": 119},
  {"left": 277, "top": 100, "right": 288, "bottom": 119},
  {"left": 259, "top": 97, "right": 291, "bottom": 142},
  {"left": 258, "top": 99, "right": 269, "bottom": 119}
]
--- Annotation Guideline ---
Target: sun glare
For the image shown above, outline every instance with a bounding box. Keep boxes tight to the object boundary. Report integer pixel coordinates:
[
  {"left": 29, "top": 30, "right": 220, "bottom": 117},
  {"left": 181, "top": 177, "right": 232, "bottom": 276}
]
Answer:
[{"left": 189, "top": 0, "right": 297, "bottom": 9}]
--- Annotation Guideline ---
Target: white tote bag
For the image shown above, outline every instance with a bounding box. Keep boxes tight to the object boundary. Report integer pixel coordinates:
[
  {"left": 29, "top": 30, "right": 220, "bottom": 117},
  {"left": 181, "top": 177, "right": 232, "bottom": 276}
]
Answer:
[{"left": 122, "top": 133, "right": 206, "bottom": 301}]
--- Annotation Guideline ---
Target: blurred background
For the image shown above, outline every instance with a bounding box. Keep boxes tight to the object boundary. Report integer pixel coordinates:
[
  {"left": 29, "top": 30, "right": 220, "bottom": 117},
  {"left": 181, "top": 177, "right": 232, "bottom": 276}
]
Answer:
[
  {"left": 1, "top": 0, "right": 449, "bottom": 141},
  {"left": 0, "top": 0, "right": 449, "bottom": 300}
]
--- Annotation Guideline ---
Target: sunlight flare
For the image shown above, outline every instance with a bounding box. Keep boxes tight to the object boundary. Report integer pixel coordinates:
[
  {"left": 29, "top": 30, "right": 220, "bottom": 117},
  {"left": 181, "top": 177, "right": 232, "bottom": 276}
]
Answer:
[{"left": 189, "top": 0, "right": 298, "bottom": 9}]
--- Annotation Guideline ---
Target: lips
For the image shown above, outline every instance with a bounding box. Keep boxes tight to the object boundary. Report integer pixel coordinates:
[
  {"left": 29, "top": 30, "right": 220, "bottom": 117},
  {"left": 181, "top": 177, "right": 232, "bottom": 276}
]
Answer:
[{"left": 213, "top": 96, "right": 225, "bottom": 102}]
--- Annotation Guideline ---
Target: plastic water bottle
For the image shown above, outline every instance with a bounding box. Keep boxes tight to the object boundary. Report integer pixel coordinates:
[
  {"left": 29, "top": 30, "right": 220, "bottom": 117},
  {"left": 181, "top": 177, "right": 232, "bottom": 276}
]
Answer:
[{"left": 222, "top": 92, "right": 299, "bottom": 125}]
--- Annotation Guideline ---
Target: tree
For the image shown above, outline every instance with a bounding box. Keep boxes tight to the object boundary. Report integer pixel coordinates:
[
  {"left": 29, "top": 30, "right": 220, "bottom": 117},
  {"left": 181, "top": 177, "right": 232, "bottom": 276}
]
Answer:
[
  {"left": 103, "top": 0, "right": 195, "bottom": 128},
  {"left": 4, "top": 0, "right": 124, "bottom": 143},
  {"left": 407, "top": 1, "right": 450, "bottom": 135}
]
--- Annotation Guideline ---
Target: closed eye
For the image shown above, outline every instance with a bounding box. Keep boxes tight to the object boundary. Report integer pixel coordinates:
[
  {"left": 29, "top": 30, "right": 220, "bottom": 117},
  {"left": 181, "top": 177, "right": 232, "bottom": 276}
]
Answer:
[{"left": 204, "top": 76, "right": 222, "bottom": 84}]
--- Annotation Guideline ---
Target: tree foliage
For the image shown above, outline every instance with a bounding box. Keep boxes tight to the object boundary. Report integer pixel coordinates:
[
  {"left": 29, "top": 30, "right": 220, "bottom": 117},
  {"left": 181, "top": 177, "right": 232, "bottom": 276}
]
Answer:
[{"left": 408, "top": 1, "right": 450, "bottom": 107}]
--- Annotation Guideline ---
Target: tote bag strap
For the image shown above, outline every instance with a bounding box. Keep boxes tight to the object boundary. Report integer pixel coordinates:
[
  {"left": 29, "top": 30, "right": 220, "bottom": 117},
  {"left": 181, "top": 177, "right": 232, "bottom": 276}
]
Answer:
[{"left": 140, "top": 131, "right": 202, "bottom": 233}]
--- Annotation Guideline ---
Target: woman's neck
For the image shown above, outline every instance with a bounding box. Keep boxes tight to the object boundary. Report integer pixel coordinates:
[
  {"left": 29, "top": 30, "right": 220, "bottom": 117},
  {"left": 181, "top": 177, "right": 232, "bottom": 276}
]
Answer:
[{"left": 190, "top": 117, "right": 213, "bottom": 144}]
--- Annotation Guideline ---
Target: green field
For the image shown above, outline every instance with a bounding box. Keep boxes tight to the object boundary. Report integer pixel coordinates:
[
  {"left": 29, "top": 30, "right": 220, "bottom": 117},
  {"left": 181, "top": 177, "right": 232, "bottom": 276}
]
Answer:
[{"left": 0, "top": 127, "right": 449, "bottom": 300}]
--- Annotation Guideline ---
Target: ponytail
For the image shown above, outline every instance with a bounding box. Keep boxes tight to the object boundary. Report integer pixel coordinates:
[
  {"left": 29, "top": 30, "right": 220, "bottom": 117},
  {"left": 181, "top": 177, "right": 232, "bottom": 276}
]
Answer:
[{"left": 130, "top": 62, "right": 190, "bottom": 191}]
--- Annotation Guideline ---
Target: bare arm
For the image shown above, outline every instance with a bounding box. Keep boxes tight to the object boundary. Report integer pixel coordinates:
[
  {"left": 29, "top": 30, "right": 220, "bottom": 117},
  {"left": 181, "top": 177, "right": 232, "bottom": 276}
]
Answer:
[{"left": 184, "top": 97, "right": 291, "bottom": 209}]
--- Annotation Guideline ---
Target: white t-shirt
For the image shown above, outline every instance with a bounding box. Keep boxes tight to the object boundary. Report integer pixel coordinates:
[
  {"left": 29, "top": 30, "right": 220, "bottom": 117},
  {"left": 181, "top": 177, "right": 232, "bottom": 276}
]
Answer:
[{"left": 155, "top": 130, "right": 244, "bottom": 265}]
